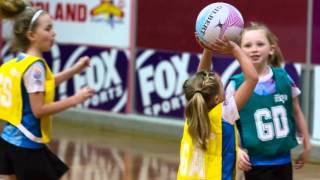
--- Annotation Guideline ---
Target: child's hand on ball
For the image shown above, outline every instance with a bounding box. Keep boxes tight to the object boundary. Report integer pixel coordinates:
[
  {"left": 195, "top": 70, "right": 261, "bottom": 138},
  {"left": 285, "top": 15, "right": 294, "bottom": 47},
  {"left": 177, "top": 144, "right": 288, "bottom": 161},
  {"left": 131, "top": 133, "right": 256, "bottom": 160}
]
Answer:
[
  {"left": 212, "top": 37, "right": 239, "bottom": 55},
  {"left": 195, "top": 32, "right": 214, "bottom": 51}
]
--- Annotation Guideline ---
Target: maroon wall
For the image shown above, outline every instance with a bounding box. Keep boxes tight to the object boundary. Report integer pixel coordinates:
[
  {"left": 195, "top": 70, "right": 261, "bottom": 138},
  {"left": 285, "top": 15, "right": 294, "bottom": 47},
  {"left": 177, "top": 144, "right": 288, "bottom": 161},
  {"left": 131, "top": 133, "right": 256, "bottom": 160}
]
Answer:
[
  {"left": 312, "top": 0, "right": 320, "bottom": 64},
  {"left": 137, "top": 0, "right": 307, "bottom": 63}
]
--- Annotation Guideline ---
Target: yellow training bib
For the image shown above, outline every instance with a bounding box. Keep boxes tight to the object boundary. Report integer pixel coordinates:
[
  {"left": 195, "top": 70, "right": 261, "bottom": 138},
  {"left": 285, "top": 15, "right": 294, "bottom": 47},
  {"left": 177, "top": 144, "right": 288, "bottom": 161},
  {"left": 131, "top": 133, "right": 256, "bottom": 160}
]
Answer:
[
  {"left": 177, "top": 103, "right": 238, "bottom": 180},
  {"left": 0, "top": 55, "right": 55, "bottom": 143}
]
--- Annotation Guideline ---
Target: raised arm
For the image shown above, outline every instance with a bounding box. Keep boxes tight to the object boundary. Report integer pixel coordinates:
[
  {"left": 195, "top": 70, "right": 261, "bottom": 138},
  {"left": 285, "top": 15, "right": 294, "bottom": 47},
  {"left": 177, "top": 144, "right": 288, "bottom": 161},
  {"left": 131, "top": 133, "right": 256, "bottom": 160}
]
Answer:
[
  {"left": 212, "top": 39, "right": 258, "bottom": 110},
  {"left": 195, "top": 33, "right": 214, "bottom": 72},
  {"left": 231, "top": 45, "right": 258, "bottom": 109},
  {"left": 198, "top": 48, "right": 213, "bottom": 72}
]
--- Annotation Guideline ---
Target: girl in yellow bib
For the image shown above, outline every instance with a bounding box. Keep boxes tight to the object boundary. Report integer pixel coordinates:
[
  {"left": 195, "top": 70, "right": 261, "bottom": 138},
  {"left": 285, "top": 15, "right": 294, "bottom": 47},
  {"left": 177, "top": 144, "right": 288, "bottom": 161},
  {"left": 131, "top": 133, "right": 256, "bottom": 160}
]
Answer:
[
  {"left": 0, "top": 0, "right": 94, "bottom": 179},
  {"left": 177, "top": 38, "right": 258, "bottom": 180}
]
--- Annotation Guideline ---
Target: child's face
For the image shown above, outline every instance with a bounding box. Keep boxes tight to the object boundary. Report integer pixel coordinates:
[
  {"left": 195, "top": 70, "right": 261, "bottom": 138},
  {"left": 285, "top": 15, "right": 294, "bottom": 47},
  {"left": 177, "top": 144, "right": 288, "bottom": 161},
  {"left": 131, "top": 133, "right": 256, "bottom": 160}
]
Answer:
[
  {"left": 31, "top": 13, "right": 56, "bottom": 52},
  {"left": 240, "top": 29, "right": 274, "bottom": 67}
]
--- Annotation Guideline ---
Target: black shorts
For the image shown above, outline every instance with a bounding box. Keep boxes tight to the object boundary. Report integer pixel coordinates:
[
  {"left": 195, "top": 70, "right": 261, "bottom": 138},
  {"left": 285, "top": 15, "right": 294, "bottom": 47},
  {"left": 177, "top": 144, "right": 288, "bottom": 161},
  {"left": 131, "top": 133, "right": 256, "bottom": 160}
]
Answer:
[
  {"left": 0, "top": 137, "right": 68, "bottom": 180},
  {"left": 244, "top": 163, "right": 292, "bottom": 180}
]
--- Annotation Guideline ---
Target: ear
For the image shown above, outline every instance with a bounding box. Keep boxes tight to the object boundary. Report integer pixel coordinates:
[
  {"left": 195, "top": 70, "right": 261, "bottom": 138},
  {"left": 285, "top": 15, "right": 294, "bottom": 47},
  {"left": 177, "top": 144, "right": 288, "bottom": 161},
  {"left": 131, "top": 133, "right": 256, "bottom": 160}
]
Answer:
[
  {"left": 214, "top": 95, "right": 220, "bottom": 104},
  {"left": 269, "top": 44, "right": 276, "bottom": 56},
  {"left": 26, "top": 30, "right": 36, "bottom": 42}
]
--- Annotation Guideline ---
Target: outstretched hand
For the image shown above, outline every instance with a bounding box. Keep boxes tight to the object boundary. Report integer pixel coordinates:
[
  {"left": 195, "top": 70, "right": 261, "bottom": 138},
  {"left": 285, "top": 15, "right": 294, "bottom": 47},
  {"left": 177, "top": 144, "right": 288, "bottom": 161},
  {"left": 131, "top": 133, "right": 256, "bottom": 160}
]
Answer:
[
  {"left": 195, "top": 32, "right": 214, "bottom": 50},
  {"left": 195, "top": 33, "right": 239, "bottom": 55},
  {"left": 73, "top": 56, "right": 90, "bottom": 73},
  {"left": 211, "top": 37, "right": 238, "bottom": 55}
]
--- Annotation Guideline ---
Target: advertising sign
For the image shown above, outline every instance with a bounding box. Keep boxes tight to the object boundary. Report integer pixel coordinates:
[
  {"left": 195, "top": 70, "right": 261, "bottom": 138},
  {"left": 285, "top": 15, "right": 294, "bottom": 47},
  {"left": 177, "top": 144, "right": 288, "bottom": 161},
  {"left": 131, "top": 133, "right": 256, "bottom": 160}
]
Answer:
[
  {"left": 313, "top": 66, "right": 320, "bottom": 139},
  {"left": 27, "top": 0, "right": 133, "bottom": 48},
  {"left": 135, "top": 48, "right": 301, "bottom": 119},
  {"left": 1, "top": 42, "right": 129, "bottom": 112},
  {"left": 135, "top": 49, "right": 236, "bottom": 118}
]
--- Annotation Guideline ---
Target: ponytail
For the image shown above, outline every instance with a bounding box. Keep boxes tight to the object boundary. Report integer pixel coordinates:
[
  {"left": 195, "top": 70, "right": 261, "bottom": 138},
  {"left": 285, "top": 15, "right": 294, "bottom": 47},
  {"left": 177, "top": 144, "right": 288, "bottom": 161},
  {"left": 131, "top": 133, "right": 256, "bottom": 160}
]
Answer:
[
  {"left": 0, "top": 0, "right": 46, "bottom": 52},
  {"left": 185, "top": 92, "right": 211, "bottom": 150},
  {"left": 0, "top": 0, "right": 27, "bottom": 19}
]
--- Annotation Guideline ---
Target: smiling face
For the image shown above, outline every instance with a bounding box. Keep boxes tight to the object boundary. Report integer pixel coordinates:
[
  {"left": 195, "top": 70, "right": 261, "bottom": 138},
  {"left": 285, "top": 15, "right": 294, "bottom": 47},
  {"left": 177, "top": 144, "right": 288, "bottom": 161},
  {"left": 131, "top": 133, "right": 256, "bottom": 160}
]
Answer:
[
  {"left": 240, "top": 29, "right": 275, "bottom": 69},
  {"left": 28, "top": 13, "right": 56, "bottom": 52}
]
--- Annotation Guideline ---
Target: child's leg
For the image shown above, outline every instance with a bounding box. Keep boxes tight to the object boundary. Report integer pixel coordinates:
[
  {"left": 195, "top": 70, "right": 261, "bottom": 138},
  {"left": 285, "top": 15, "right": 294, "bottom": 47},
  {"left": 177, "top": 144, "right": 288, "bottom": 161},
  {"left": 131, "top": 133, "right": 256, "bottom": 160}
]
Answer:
[{"left": 0, "top": 175, "right": 17, "bottom": 180}]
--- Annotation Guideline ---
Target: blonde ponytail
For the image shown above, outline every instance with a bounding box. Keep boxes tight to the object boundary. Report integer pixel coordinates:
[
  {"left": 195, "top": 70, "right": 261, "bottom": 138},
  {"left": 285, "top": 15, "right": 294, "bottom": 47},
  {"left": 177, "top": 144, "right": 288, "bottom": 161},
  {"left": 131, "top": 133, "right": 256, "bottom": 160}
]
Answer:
[
  {"left": 0, "top": 0, "right": 26, "bottom": 18},
  {"left": 183, "top": 71, "right": 220, "bottom": 150}
]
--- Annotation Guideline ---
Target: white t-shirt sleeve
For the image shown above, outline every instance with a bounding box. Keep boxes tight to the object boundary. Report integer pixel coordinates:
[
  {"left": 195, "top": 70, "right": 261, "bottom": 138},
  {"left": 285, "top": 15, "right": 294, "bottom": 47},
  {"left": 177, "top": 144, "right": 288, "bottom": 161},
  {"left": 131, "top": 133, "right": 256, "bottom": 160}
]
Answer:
[
  {"left": 287, "top": 74, "right": 301, "bottom": 97},
  {"left": 225, "top": 80, "right": 236, "bottom": 98},
  {"left": 222, "top": 95, "right": 239, "bottom": 124},
  {"left": 292, "top": 86, "right": 301, "bottom": 97},
  {"left": 23, "top": 61, "right": 45, "bottom": 93}
]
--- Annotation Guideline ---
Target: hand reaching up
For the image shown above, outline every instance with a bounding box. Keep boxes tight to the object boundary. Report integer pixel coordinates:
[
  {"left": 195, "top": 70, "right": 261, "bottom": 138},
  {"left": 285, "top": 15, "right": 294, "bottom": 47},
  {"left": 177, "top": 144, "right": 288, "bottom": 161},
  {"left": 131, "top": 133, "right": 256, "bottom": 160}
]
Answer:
[
  {"left": 73, "top": 56, "right": 91, "bottom": 74},
  {"left": 195, "top": 33, "right": 240, "bottom": 56},
  {"left": 195, "top": 32, "right": 214, "bottom": 51},
  {"left": 211, "top": 37, "right": 239, "bottom": 55}
]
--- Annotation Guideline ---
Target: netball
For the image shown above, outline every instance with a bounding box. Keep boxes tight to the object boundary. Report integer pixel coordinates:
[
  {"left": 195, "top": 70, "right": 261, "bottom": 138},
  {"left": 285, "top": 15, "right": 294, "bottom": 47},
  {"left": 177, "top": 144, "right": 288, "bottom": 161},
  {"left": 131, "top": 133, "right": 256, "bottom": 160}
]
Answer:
[{"left": 195, "top": 2, "right": 244, "bottom": 45}]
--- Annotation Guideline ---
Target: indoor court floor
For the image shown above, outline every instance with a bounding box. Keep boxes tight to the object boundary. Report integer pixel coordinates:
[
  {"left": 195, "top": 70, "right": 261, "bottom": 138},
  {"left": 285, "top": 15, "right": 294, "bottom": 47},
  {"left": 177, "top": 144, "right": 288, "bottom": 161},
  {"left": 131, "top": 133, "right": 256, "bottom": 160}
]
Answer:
[
  {"left": 51, "top": 119, "right": 320, "bottom": 180},
  {"left": 1, "top": 118, "right": 319, "bottom": 180}
]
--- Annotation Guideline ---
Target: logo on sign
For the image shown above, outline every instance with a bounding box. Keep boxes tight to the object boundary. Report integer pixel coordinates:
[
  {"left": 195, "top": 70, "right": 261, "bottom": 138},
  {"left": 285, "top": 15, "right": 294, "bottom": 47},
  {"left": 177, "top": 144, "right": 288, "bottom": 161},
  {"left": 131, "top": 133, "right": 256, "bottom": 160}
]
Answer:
[
  {"left": 137, "top": 50, "right": 194, "bottom": 116},
  {"left": 90, "top": 0, "right": 125, "bottom": 27}
]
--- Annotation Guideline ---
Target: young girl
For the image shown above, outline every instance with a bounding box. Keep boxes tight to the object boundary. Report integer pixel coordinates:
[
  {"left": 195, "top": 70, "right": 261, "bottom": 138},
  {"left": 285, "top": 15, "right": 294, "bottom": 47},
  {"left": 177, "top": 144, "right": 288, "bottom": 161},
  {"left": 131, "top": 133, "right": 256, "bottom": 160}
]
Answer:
[
  {"left": 199, "top": 22, "right": 311, "bottom": 180},
  {"left": 0, "top": 0, "right": 94, "bottom": 179},
  {"left": 177, "top": 38, "right": 258, "bottom": 180}
]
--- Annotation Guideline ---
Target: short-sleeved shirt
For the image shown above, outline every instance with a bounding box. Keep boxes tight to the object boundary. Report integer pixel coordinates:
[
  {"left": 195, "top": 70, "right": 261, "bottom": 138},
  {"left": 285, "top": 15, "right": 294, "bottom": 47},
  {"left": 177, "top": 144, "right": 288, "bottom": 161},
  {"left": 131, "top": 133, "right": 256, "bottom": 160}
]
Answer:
[
  {"left": 222, "top": 95, "right": 240, "bottom": 124},
  {"left": 222, "top": 96, "right": 239, "bottom": 180},
  {"left": 225, "top": 66, "right": 300, "bottom": 166},
  {"left": 23, "top": 61, "right": 46, "bottom": 93},
  {"left": 226, "top": 67, "right": 300, "bottom": 97},
  {"left": 1, "top": 55, "right": 46, "bottom": 149}
]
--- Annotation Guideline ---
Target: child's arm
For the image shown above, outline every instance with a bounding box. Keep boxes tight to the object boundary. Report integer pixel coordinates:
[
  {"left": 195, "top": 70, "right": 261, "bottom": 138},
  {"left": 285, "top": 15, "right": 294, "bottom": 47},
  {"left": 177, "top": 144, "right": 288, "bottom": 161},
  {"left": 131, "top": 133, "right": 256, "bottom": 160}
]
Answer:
[
  {"left": 198, "top": 48, "right": 213, "bottom": 72},
  {"left": 55, "top": 56, "right": 90, "bottom": 85},
  {"left": 195, "top": 33, "right": 214, "bottom": 72},
  {"left": 212, "top": 39, "right": 258, "bottom": 110},
  {"left": 28, "top": 87, "right": 94, "bottom": 118},
  {"left": 292, "top": 97, "right": 311, "bottom": 169}
]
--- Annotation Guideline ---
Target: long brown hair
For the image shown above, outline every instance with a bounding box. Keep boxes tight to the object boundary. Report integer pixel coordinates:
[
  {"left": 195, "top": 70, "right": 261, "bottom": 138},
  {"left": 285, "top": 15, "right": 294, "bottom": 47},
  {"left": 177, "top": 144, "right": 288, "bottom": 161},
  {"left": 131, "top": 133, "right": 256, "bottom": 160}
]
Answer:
[
  {"left": 183, "top": 71, "right": 220, "bottom": 150},
  {"left": 240, "top": 22, "right": 284, "bottom": 67},
  {"left": 0, "top": 0, "right": 45, "bottom": 52}
]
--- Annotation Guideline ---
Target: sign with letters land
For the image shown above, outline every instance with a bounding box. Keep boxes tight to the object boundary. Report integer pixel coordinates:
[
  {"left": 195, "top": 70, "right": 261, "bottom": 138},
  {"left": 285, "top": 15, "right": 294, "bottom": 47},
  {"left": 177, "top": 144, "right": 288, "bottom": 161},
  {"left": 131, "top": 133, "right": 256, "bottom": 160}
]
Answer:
[{"left": 27, "top": 0, "right": 133, "bottom": 48}]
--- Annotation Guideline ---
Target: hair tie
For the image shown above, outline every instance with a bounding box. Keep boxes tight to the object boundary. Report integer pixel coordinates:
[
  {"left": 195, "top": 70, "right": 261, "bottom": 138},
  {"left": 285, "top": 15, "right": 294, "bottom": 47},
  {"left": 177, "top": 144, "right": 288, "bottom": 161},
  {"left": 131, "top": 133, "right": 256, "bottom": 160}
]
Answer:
[
  {"left": 194, "top": 90, "right": 202, "bottom": 94},
  {"left": 28, "top": 9, "right": 44, "bottom": 31}
]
